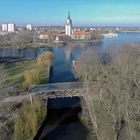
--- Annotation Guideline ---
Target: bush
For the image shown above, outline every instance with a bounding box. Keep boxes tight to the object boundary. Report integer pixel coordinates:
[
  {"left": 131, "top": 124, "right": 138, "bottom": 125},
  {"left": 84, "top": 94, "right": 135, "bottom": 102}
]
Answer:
[
  {"left": 22, "top": 51, "right": 53, "bottom": 90},
  {"left": 14, "top": 100, "right": 47, "bottom": 140},
  {"left": 22, "top": 68, "right": 41, "bottom": 90},
  {"left": 37, "top": 51, "right": 53, "bottom": 68}
]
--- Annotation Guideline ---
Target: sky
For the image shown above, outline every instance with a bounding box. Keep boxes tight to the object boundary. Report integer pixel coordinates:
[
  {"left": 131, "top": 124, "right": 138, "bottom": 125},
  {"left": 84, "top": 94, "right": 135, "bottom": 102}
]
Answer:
[{"left": 0, "top": 0, "right": 140, "bottom": 27}]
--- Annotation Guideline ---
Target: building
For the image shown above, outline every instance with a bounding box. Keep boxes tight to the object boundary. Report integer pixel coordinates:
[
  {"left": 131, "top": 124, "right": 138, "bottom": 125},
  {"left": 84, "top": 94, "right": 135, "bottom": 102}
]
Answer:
[
  {"left": 39, "top": 34, "right": 49, "bottom": 40},
  {"left": 71, "top": 31, "right": 92, "bottom": 40},
  {"left": 7, "top": 23, "right": 15, "bottom": 32},
  {"left": 26, "top": 24, "right": 32, "bottom": 31},
  {"left": 54, "top": 34, "right": 67, "bottom": 42},
  {"left": 1, "top": 23, "right": 15, "bottom": 32},
  {"left": 2, "top": 24, "right": 8, "bottom": 31},
  {"left": 39, "top": 32, "right": 49, "bottom": 40},
  {"left": 65, "top": 12, "right": 73, "bottom": 36}
]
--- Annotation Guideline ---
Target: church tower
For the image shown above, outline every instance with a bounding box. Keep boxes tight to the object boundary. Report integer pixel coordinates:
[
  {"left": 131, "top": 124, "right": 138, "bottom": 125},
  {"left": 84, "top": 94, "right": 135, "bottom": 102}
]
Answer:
[{"left": 65, "top": 12, "right": 73, "bottom": 36}]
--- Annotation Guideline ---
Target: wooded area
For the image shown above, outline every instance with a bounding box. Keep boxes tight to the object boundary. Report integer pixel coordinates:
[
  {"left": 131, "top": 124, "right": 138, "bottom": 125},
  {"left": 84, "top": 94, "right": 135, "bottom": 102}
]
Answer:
[{"left": 76, "top": 43, "right": 140, "bottom": 140}]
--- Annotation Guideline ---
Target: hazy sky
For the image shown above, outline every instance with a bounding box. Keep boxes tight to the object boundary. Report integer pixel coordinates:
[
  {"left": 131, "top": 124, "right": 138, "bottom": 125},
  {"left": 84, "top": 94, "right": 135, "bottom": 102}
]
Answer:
[{"left": 0, "top": 0, "right": 140, "bottom": 26}]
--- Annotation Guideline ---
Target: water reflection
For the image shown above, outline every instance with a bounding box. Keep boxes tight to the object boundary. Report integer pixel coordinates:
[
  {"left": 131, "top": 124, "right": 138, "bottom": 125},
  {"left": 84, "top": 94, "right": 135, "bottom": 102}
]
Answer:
[{"left": 49, "top": 47, "right": 77, "bottom": 83}]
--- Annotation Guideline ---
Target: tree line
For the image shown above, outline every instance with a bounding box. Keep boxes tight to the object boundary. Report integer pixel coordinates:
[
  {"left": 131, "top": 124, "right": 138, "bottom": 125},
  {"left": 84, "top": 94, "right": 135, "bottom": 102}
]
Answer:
[
  {"left": 0, "top": 31, "right": 39, "bottom": 49},
  {"left": 75, "top": 43, "right": 140, "bottom": 140}
]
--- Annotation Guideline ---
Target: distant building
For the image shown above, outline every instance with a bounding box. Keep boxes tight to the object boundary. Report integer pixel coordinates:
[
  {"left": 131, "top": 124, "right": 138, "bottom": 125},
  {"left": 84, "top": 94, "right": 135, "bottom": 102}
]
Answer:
[
  {"left": 26, "top": 24, "right": 32, "bottom": 31},
  {"left": 2, "top": 24, "right": 8, "bottom": 31},
  {"left": 71, "top": 31, "right": 92, "bottom": 40},
  {"left": 54, "top": 34, "right": 66, "bottom": 42},
  {"left": 8, "top": 23, "right": 15, "bottom": 32},
  {"left": 39, "top": 34, "right": 48, "bottom": 40},
  {"left": 65, "top": 12, "right": 73, "bottom": 36},
  {"left": 17, "top": 27, "right": 24, "bottom": 32},
  {"left": 55, "top": 36, "right": 59, "bottom": 42}
]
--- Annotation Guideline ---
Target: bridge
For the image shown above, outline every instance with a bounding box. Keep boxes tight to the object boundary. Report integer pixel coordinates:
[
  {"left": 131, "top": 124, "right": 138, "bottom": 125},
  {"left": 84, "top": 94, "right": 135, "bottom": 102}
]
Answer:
[
  {"left": 32, "top": 82, "right": 89, "bottom": 140},
  {"left": 28, "top": 82, "right": 86, "bottom": 109},
  {"left": 28, "top": 82, "right": 86, "bottom": 98},
  {"left": 0, "top": 82, "right": 93, "bottom": 105}
]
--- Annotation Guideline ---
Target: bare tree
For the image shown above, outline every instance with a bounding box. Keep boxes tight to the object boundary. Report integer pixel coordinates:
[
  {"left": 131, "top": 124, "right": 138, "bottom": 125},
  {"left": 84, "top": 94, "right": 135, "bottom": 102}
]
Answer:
[
  {"left": 76, "top": 44, "right": 140, "bottom": 140},
  {"left": 0, "top": 35, "right": 8, "bottom": 47},
  {"left": 47, "top": 29, "right": 55, "bottom": 44},
  {"left": 0, "top": 33, "right": 16, "bottom": 48},
  {"left": 10, "top": 31, "right": 34, "bottom": 48}
]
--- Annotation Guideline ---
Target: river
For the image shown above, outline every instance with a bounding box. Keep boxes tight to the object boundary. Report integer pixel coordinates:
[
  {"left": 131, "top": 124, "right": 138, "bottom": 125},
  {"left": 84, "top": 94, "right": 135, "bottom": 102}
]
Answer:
[
  {"left": 1, "top": 32, "right": 140, "bottom": 140},
  {"left": 0, "top": 32, "right": 140, "bottom": 83},
  {"left": 42, "top": 32, "right": 140, "bottom": 140},
  {"left": 49, "top": 32, "right": 140, "bottom": 83}
]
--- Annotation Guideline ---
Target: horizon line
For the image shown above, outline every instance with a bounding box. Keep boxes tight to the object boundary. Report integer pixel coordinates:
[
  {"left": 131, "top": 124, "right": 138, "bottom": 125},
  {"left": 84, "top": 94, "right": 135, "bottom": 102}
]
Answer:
[{"left": 1, "top": 23, "right": 140, "bottom": 28}]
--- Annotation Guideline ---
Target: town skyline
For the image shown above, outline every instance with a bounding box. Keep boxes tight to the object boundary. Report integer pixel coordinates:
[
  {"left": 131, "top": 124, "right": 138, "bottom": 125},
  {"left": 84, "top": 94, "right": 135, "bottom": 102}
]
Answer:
[{"left": 1, "top": 0, "right": 140, "bottom": 27}]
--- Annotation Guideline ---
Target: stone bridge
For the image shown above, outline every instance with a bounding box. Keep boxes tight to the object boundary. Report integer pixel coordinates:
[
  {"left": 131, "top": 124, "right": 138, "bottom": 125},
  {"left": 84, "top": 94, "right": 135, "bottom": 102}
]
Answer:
[
  {"left": 28, "top": 82, "right": 86, "bottom": 99},
  {"left": 0, "top": 82, "right": 94, "bottom": 105},
  {"left": 28, "top": 82, "right": 95, "bottom": 109}
]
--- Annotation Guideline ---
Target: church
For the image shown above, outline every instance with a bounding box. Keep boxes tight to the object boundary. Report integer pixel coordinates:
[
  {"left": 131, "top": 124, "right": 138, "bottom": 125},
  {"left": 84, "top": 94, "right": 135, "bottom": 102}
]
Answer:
[
  {"left": 65, "top": 12, "right": 73, "bottom": 36},
  {"left": 65, "top": 12, "right": 91, "bottom": 40}
]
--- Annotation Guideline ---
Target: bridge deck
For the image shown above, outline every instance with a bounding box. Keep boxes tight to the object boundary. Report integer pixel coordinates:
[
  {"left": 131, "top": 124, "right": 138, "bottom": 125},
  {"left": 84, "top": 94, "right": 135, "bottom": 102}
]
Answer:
[
  {"left": 28, "top": 82, "right": 84, "bottom": 93},
  {"left": 0, "top": 82, "right": 94, "bottom": 104}
]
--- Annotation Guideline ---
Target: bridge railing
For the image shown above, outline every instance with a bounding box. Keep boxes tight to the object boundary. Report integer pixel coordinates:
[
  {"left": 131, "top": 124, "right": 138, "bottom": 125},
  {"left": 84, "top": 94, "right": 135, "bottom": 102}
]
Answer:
[{"left": 28, "top": 82, "right": 84, "bottom": 94}]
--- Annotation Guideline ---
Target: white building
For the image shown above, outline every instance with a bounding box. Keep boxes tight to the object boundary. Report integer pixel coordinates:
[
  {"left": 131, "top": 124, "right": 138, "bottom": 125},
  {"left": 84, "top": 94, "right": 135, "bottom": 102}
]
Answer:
[
  {"left": 65, "top": 12, "right": 73, "bottom": 36},
  {"left": 2, "top": 24, "right": 8, "bottom": 31},
  {"left": 26, "top": 24, "right": 32, "bottom": 31},
  {"left": 71, "top": 31, "right": 92, "bottom": 40},
  {"left": 8, "top": 23, "right": 15, "bottom": 32},
  {"left": 39, "top": 34, "right": 48, "bottom": 40}
]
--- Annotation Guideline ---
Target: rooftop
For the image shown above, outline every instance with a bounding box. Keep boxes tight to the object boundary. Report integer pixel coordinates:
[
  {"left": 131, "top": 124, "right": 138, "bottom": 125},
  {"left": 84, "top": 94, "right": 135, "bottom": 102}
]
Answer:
[{"left": 73, "top": 31, "right": 91, "bottom": 36}]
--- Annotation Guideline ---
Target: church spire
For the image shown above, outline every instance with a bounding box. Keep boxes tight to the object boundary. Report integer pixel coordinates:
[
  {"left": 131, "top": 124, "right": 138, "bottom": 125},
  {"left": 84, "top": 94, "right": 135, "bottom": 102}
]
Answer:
[
  {"left": 68, "top": 11, "right": 70, "bottom": 19},
  {"left": 65, "top": 11, "right": 73, "bottom": 36}
]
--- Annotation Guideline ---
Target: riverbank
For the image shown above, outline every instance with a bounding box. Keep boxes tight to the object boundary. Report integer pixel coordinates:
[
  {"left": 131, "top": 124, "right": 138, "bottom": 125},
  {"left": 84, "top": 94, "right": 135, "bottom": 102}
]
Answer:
[
  {"left": 40, "top": 39, "right": 102, "bottom": 48},
  {"left": 5, "top": 60, "right": 35, "bottom": 88},
  {"left": 0, "top": 99, "right": 47, "bottom": 140},
  {"left": 4, "top": 50, "right": 53, "bottom": 92},
  {"left": 0, "top": 57, "right": 26, "bottom": 65},
  {"left": 69, "top": 39, "right": 102, "bottom": 43}
]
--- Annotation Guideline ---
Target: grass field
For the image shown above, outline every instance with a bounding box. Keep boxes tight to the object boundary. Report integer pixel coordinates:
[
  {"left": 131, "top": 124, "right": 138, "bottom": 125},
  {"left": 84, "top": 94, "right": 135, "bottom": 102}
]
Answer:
[
  {"left": 5, "top": 60, "right": 49, "bottom": 90},
  {"left": 5, "top": 60, "right": 35, "bottom": 87}
]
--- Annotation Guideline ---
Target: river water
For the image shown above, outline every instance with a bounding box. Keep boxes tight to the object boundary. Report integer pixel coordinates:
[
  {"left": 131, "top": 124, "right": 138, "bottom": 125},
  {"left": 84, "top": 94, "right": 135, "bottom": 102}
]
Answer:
[
  {"left": 1, "top": 32, "right": 140, "bottom": 140},
  {"left": 0, "top": 32, "right": 140, "bottom": 83},
  {"left": 49, "top": 32, "right": 140, "bottom": 83},
  {"left": 42, "top": 32, "right": 140, "bottom": 140}
]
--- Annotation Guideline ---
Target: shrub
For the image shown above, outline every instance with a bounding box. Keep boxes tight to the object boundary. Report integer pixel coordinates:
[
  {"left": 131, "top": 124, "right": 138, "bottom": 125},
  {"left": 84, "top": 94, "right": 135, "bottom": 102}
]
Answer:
[
  {"left": 22, "top": 51, "right": 53, "bottom": 90},
  {"left": 37, "top": 51, "right": 53, "bottom": 68},
  {"left": 14, "top": 100, "right": 47, "bottom": 140},
  {"left": 22, "top": 68, "right": 41, "bottom": 90}
]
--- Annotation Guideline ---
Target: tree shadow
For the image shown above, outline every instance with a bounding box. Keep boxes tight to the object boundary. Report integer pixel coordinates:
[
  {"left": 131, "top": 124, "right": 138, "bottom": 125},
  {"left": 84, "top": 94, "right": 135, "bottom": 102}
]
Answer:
[{"left": 34, "top": 107, "right": 89, "bottom": 140}]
